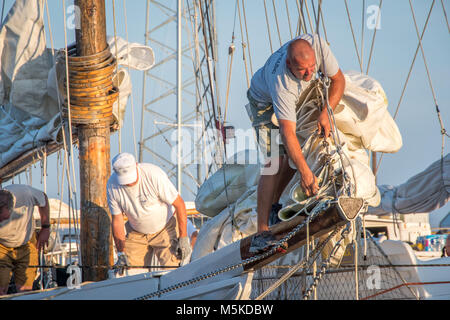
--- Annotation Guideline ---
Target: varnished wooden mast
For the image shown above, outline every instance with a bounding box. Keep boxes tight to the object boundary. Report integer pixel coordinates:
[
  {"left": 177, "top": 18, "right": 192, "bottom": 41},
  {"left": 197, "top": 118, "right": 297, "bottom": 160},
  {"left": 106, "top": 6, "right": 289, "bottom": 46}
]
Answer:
[{"left": 75, "top": 0, "right": 113, "bottom": 281}]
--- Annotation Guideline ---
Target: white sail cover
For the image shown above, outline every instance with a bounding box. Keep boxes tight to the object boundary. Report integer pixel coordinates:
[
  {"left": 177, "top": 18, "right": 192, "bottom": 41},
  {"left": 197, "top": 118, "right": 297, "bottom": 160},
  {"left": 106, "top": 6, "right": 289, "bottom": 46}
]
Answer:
[
  {"left": 368, "top": 153, "right": 450, "bottom": 215},
  {"left": 0, "top": 0, "right": 155, "bottom": 170}
]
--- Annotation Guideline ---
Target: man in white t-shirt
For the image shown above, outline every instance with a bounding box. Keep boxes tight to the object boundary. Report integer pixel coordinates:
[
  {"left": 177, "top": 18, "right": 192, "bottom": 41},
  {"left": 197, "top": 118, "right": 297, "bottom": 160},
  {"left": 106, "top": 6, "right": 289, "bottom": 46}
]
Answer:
[
  {"left": 246, "top": 33, "right": 345, "bottom": 233},
  {"left": 0, "top": 185, "right": 50, "bottom": 295},
  {"left": 107, "top": 153, "right": 191, "bottom": 272}
]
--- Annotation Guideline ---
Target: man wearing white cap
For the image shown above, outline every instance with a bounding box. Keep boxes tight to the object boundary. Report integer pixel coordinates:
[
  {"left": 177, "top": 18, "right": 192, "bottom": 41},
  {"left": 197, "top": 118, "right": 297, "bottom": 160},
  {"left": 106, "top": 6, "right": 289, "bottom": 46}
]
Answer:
[{"left": 106, "top": 153, "right": 192, "bottom": 272}]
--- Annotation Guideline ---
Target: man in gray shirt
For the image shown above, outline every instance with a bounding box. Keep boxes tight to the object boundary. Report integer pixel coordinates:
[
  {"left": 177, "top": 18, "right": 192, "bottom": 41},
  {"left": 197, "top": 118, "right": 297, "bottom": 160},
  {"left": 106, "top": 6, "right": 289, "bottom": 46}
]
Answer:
[{"left": 246, "top": 34, "right": 345, "bottom": 234}]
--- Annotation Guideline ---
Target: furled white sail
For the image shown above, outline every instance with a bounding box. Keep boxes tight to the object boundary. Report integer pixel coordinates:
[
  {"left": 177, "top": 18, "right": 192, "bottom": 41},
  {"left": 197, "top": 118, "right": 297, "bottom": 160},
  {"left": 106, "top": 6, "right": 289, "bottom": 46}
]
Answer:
[{"left": 368, "top": 153, "right": 450, "bottom": 215}]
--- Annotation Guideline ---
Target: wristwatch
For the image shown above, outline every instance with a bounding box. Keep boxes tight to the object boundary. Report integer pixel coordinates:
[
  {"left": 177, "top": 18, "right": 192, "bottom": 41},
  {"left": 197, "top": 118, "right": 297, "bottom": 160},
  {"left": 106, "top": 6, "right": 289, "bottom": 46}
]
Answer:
[{"left": 41, "top": 224, "right": 51, "bottom": 229}]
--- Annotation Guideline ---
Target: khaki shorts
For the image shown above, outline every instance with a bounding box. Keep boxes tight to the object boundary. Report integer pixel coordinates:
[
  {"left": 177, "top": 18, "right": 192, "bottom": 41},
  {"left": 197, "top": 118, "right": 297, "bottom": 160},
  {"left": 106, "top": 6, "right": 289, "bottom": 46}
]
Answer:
[
  {"left": 246, "top": 90, "right": 286, "bottom": 160},
  {"left": 125, "top": 216, "right": 180, "bottom": 267},
  {"left": 0, "top": 234, "right": 38, "bottom": 289}
]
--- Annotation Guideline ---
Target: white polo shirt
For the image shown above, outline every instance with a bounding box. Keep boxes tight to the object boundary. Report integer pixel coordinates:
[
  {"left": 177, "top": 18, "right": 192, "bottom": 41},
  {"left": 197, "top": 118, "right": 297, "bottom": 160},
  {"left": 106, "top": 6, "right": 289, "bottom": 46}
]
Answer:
[
  {"left": 107, "top": 163, "right": 179, "bottom": 234},
  {"left": 249, "top": 33, "right": 340, "bottom": 123},
  {"left": 0, "top": 184, "right": 46, "bottom": 248}
]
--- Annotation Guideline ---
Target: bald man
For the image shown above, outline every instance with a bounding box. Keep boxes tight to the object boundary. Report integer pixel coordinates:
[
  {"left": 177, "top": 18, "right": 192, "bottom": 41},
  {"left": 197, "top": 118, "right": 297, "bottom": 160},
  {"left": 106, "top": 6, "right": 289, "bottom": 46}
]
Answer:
[{"left": 246, "top": 34, "right": 345, "bottom": 233}]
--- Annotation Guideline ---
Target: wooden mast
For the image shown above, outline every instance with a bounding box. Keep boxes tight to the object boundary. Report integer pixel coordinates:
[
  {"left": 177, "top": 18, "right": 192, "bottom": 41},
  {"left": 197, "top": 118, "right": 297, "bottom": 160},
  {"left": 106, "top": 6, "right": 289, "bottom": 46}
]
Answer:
[{"left": 74, "top": 0, "right": 113, "bottom": 281}]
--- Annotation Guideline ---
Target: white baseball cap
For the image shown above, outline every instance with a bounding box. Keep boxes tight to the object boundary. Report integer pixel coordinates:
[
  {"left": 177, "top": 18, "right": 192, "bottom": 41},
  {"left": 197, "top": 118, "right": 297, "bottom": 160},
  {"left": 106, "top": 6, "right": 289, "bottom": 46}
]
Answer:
[{"left": 112, "top": 153, "right": 138, "bottom": 185}]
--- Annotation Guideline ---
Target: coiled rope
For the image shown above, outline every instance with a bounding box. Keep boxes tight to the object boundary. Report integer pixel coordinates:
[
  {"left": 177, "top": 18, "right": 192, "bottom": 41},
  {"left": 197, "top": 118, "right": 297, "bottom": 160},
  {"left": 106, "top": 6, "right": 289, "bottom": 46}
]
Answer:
[{"left": 62, "top": 45, "right": 118, "bottom": 125}]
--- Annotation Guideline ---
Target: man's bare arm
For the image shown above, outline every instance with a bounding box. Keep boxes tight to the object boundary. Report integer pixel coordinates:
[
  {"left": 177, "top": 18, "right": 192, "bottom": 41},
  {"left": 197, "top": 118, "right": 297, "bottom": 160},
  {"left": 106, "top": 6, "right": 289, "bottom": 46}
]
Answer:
[
  {"left": 112, "top": 214, "right": 126, "bottom": 252},
  {"left": 172, "top": 195, "right": 188, "bottom": 238},
  {"left": 279, "top": 119, "right": 318, "bottom": 197}
]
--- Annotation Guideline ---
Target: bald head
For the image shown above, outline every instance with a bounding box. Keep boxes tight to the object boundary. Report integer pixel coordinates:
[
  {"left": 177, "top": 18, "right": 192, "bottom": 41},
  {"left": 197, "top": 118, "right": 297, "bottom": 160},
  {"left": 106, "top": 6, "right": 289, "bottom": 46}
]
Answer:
[{"left": 286, "top": 39, "right": 316, "bottom": 81}]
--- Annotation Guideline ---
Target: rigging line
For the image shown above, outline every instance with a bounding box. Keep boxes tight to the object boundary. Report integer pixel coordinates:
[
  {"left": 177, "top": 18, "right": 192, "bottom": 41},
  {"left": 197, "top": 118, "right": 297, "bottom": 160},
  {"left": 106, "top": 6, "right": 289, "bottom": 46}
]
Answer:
[
  {"left": 303, "top": 0, "right": 315, "bottom": 34},
  {"left": 62, "top": 0, "right": 78, "bottom": 196},
  {"left": 122, "top": 0, "right": 138, "bottom": 157},
  {"left": 188, "top": 1, "right": 222, "bottom": 169},
  {"left": 236, "top": 0, "right": 250, "bottom": 89},
  {"left": 241, "top": 0, "right": 253, "bottom": 76},
  {"left": 62, "top": 0, "right": 81, "bottom": 264},
  {"left": 319, "top": 1, "right": 328, "bottom": 43},
  {"left": 112, "top": 0, "right": 122, "bottom": 153},
  {"left": 271, "top": 0, "right": 283, "bottom": 47},
  {"left": 311, "top": 0, "right": 319, "bottom": 34},
  {"left": 256, "top": 225, "right": 343, "bottom": 300},
  {"left": 353, "top": 220, "right": 359, "bottom": 300},
  {"left": 0, "top": 0, "right": 4, "bottom": 26},
  {"left": 185, "top": 0, "right": 216, "bottom": 159},
  {"left": 199, "top": 1, "right": 227, "bottom": 164},
  {"left": 361, "top": 0, "right": 365, "bottom": 68},
  {"left": 409, "top": 0, "right": 448, "bottom": 161},
  {"left": 204, "top": 1, "right": 223, "bottom": 114},
  {"left": 203, "top": 0, "right": 216, "bottom": 62},
  {"left": 182, "top": 0, "right": 214, "bottom": 150},
  {"left": 302, "top": 224, "right": 349, "bottom": 300},
  {"left": 201, "top": 3, "right": 239, "bottom": 234},
  {"left": 49, "top": 149, "right": 67, "bottom": 262},
  {"left": 365, "top": 0, "right": 383, "bottom": 75},
  {"left": 376, "top": 0, "right": 435, "bottom": 175},
  {"left": 314, "top": 0, "right": 355, "bottom": 196},
  {"left": 139, "top": 0, "right": 150, "bottom": 162},
  {"left": 180, "top": 1, "right": 216, "bottom": 180},
  {"left": 42, "top": 146, "right": 47, "bottom": 193},
  {"left": 441, "top": 0, "right": 450, "bottom": 34},
  {"left": 232, "top": 0, "right": 238, "bottom": 35},
  {"left": 198, "top": 0, "right": 217, "bottom": 120},
  {"left": 262, "top": 0, "right": 274, "bottom": 54},
  {"left": 223, "top": 27, "right": 235, "bottom": 123},
  {"left": 192, "top": 15, "right": 213, "bottom": 180},
  {"left": 295, "top": 0, "right": 308, "bottom": 35},
  {"left": 343, "top": 0, "right": 363, "bottom": 73},
  {"left": 310, "top": 0, "right": 330, "bottom": 44},
  {"left": 45, "top": 0, "right": 76, "bottom": 203},
  {"left": 284, "top": 0, "right": 293, "bottom": 40},
  {"left": 408, "top": 0, "right": 440, "bottom": 111},
  {"left": 43, "top": 0, "right": 76, "bottom": 255}
]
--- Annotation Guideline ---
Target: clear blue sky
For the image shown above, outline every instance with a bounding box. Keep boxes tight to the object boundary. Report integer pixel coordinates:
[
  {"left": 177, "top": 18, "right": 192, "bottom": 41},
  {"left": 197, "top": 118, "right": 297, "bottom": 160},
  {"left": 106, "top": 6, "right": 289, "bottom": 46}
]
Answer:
[{"left": 2, "top": 0, "right": 448, "bottom": 227}]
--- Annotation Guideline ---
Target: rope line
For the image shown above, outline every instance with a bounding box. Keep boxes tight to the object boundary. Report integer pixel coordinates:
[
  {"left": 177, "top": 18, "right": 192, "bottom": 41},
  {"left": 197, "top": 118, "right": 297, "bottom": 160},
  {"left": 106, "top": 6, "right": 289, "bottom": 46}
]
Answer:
[
  {"left": 271, "top": 0, "right": 283, "bottom": 47},
  {"left": 376, "top": 0, "right": 443, "bottom": 174},
  {"left": 263, "top": 0, "right": 274, "bottom": 53},
  {"left": 343, "top": 0, "right": 363, "bottom": 73},
  {"left": 365, "top": 0, "right": 383, "bottom": 75}
]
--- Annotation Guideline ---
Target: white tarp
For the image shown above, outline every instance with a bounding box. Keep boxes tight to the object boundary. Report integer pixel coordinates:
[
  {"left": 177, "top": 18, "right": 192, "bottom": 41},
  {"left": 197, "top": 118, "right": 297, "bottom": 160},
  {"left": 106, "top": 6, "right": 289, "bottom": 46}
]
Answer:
[
  {"left": 368, "top": 153, "right": 450, "bottom": 216},
  {"left": 192, "top": 72, "right": 400, "bottom": 261},
  {"left": 0, "top": 0, "right": 154, "bottom": 170}
]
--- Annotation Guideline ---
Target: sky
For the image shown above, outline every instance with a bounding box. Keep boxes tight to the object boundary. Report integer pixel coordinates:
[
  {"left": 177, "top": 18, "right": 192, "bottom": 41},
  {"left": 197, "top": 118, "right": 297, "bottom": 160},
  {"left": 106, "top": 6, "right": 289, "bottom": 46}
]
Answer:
[{"left": 1, "top": 0, "right": 449, "bottom": 227}]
